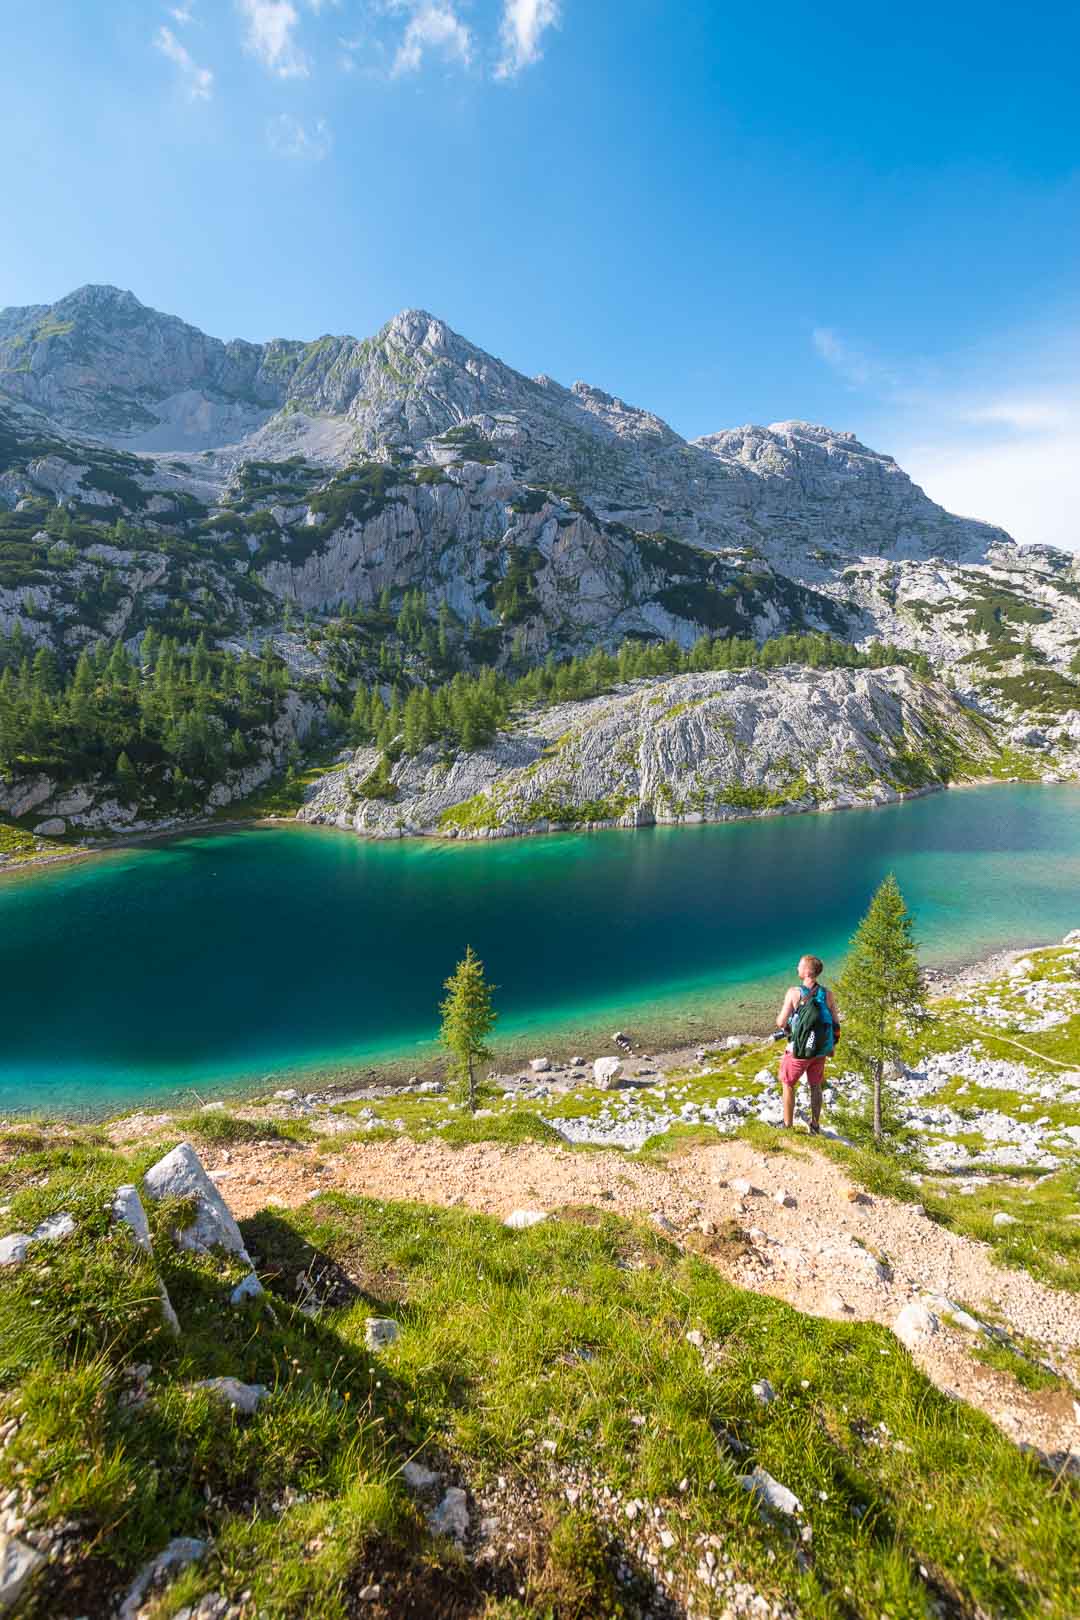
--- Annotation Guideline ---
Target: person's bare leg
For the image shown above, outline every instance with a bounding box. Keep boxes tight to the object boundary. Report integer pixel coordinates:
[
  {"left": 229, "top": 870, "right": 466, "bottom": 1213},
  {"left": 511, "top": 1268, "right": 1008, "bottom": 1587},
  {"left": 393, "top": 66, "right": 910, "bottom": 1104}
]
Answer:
[
  {"left": 782, "top": 1082, "right": 795, "bottom": 1127},
  {"left": 809, "top": 1081, "right": 823, "bottom": 1131}
]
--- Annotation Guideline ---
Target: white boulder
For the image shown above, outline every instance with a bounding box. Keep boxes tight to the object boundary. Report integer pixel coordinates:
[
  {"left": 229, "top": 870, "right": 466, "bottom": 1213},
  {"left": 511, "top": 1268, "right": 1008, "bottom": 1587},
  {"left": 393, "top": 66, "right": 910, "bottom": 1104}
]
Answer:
[
  {"left": 503, "top": 1210, "right": 548, "bottom": 1230},
  {"left": 992, "top": 1212, "right": 1020, "bottom": 1228},
  {"left": 529, "top": 1057, "right": 552, "bottom": 1073},
  {"left": 894, "top": 1301, "right": 939, "bottom": 1349},
  {"left": 593, "top": 1057, "right": 622, "bottom": 1089},
  {"left": 142, "top": 1143, "right": 262, "bottom": 1302}
]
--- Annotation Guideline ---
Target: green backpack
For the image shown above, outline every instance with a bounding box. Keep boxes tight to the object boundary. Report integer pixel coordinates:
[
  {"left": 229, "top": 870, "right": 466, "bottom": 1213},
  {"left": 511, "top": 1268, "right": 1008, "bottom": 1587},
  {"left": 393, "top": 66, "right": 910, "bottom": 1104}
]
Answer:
[{"left": 789, "top": 985, "right": 834, "bottom": 1059}]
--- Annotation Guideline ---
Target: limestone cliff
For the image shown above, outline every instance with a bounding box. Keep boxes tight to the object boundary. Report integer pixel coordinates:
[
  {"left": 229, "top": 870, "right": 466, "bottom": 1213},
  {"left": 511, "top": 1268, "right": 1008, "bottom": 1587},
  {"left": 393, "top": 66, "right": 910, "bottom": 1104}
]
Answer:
[{"left": 299, "top": 665, "right": 1003, "bottom": 840}]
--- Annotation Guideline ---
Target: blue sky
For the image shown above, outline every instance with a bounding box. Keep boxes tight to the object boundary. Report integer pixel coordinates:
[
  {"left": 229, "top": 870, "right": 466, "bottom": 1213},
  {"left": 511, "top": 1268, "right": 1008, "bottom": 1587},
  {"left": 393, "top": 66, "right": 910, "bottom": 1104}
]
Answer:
[{"left": 2, "top": 1, "right": 1078, "bottom": 546}]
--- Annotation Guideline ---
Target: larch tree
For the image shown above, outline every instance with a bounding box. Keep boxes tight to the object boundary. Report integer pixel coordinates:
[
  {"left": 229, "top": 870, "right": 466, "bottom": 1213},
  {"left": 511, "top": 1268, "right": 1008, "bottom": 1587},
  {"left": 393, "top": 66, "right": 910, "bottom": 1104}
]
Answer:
[
  {"left": 835, "top": 874, "right": 925, "bottom": 1139},
  {"left": 439, "top": 946, "right": 497, "bottom": 1114}
]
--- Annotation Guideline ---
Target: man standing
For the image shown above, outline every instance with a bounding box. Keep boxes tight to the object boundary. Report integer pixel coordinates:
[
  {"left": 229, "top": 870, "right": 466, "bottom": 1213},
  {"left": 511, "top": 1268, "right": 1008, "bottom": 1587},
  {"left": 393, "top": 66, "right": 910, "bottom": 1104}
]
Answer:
[{"left": 775, "top": 955, "right": 840, "bottom": 1134}]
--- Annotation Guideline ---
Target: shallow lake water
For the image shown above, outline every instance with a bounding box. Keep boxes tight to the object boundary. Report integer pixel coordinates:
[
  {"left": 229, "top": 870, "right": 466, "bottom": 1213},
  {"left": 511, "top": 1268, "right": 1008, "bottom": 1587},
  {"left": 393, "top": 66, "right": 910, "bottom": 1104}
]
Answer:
[{"left": 2, "top": 782, "right": 1079, "bottom": 1114}]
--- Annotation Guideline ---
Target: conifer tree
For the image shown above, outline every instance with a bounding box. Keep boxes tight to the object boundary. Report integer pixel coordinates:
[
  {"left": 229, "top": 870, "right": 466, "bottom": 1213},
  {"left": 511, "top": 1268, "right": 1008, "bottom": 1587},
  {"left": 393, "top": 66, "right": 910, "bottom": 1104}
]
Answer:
[
  {"left": 439, "top": 946, "right": 496, "bottom": 1114},
  {"left": 835, "top": 875, "right": 925, "bottom": 1139}
]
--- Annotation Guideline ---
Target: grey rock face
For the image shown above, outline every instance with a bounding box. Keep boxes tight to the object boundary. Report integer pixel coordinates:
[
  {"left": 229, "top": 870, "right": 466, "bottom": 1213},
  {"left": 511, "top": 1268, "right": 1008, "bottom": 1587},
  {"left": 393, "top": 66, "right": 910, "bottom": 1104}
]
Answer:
[{"left": 301, "top": 664, "right": 1000, "bottom": 841}]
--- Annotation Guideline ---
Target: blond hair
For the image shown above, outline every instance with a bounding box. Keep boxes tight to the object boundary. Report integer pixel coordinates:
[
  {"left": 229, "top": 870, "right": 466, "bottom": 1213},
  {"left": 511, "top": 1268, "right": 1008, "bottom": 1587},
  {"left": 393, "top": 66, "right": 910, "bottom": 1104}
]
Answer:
[{"left": 799, "top": 954, "right": 824, "bottom": 979}]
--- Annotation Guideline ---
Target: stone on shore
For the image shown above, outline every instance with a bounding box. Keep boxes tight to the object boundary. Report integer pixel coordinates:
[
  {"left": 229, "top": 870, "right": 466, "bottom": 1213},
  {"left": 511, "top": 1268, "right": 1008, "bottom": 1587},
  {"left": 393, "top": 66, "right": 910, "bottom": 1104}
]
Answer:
[{"left": 593, "top": 1057, "right": 622, "bottom": 1089}]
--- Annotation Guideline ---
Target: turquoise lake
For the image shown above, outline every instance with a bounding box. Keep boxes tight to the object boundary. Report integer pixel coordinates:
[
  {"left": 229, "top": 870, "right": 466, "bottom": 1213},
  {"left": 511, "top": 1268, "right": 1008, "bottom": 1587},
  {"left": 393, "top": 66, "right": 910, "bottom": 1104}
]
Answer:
[{"left": 2, "top": 782, "right": 1079, "bottom": 1115}]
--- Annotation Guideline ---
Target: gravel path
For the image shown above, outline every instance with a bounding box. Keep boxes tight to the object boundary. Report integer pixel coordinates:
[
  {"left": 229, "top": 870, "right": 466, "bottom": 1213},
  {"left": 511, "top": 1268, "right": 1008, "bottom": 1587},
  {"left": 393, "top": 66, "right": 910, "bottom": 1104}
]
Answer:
[{"left": 216, "top": 1131, "right": 1080, "bottom": 1465}]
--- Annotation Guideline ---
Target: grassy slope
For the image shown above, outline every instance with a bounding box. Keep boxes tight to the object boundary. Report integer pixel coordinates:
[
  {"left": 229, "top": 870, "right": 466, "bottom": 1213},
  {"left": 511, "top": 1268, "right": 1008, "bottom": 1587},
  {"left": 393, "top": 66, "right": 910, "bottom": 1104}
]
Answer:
[{"left": 2, "top": 1130, "right": 1080, "bottom": 1620}]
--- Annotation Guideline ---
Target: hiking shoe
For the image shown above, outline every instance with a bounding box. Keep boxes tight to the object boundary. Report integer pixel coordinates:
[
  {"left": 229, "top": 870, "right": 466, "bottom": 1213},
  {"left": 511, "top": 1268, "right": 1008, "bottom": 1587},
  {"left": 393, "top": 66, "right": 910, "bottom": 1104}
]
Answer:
[{"left": 809, "top": 1123, "right": 821, "bottom": 1136}]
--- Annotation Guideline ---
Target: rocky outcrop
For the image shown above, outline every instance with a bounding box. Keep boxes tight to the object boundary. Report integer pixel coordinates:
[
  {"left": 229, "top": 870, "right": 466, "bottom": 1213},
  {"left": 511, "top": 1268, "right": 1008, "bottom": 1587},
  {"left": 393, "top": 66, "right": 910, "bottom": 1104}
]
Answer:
[
  {"left": 299, "top": 664, "right": 1003, "bottom": 841},
  {"left": 4, "top": 286, "right": 1079, "bottom": 738}
]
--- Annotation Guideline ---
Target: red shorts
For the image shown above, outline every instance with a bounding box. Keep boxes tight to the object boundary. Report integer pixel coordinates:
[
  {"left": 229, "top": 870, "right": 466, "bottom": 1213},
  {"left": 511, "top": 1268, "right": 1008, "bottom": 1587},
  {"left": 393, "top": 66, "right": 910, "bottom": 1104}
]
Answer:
[{"left": 780, "top": 1052, "right": 826, "bottom": 1088}]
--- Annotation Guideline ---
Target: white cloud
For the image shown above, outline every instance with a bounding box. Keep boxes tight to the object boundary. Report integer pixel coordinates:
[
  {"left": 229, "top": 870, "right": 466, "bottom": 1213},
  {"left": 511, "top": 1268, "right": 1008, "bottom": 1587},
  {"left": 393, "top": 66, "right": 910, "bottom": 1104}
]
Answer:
[
  {"left": 238, "top": 0, "right": 310, "bottom": 78},
  {"left": 169, "top": 5, "right": 194, "bottom": 23},
  {"left": 495, "top": 0, "right": 560, "bottom": 79},
  {"left": 154, "top": 25, "right": 214, "bottom": 99},
  {"left": 812, "top": 326, "right": 895, "bottom": 390},
  {"left": 389, "top": 2, "right": 472, "bottom": 76},
  {"left": 901, "top": 389, "right": 1080, "bottom": 551},
  {"left": 810, "top": 322, "right": 1080, "bottom": 551},
  {"left": 266, "top": 112, "right": 334, "bottom": 158}
]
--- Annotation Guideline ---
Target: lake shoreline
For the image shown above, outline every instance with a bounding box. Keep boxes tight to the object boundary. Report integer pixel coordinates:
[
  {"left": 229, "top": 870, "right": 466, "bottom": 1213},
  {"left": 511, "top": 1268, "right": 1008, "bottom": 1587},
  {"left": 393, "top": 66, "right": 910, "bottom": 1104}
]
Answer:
[
  {"left": 0, "top": 931, "right": 1058, "bottom": 1127},
  {"left": 0, "top": 768, "right": 1050, "bottom": 886}
]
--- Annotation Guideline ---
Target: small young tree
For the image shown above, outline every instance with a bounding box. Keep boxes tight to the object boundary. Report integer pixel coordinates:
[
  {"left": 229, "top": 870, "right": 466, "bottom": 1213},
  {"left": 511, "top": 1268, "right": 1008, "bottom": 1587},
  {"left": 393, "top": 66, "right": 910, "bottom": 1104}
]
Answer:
[
  {"left": 439, "top": 946, "right": 496, "bottom": 1114},
  {"left": 836, "top": 874, "right": 925, "bottom": 1139}
]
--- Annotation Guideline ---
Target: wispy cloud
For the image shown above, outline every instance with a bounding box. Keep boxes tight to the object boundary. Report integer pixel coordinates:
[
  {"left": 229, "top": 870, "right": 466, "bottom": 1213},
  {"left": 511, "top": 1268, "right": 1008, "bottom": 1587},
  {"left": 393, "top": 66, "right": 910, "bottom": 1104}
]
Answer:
[
  {"left": 812, "top": 326, "right": 885, "bottom": 389},
  {"left": 389, "top": 2, "right": 472, "bottom": 76},
  {"left": 238, "top": 0, "right": 310, "bottom": 78},
  {"left": 495, "top": 0, "right": 560, "bottom": 79},
  {"left": 154, "top": 25, "right": 214, "bottom": 99},
  {"left": 266, "top": 112, "right": 334, "bottom": 158},
  {"left": 811, "top": 321, "right": 1080, "bottom": 550},
  {"left": 169, "top": 4, "right": 195, "bottom": 23}
]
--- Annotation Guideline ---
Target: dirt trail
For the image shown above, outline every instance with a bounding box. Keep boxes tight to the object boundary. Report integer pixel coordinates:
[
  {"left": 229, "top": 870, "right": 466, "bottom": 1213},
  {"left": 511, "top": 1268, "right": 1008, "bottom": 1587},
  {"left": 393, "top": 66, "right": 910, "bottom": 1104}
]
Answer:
[{"left": 212, "top": 1132, "right": 1080, "bottom": 1464}]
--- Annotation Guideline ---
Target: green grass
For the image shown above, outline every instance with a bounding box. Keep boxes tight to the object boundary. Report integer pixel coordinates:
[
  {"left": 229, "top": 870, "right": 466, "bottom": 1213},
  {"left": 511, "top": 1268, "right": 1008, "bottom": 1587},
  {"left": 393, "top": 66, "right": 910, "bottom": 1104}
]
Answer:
[
  {"left": 172, "top": 1112, "right": 317, "bottom": 1147},
  {"left": 3, "top": 1135, "right": 1080, "bottom": 1619},
  {"left": 918, "top": 1169, "right": 1080, "bottom": 1294}
]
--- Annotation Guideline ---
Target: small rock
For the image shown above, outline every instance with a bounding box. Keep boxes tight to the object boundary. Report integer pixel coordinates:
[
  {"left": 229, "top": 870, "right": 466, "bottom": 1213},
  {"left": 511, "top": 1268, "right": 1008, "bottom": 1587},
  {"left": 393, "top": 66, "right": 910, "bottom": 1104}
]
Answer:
[
  {"left": 31, "top": 1212, "right": 76, "bottom": 1244},
  {"left": 751, "top": 1378, "right": 777, "bottom": 1406},
  {"left": 402, "top": 1461, "right": 442, "bottom": 1493},
  {"left": 118, "top": 1537, "right": 207, "bottom": 1620},
  {"left": 685, "top": 1329, "right": 704, "bottom": 1348},
  {"left": 736, "top": 1467, "right": 802, "bottom": 1518},
  {"left": 731, "top": 1178, "right": 760, "bottom": 1197},
  {"left": 365, "top": 1317, "right": 400, "bottom": 1350},
  {"left": 992, "top": 1212, "right": 1020, "bottom": 1228},
  {"left": 0, "top": 1533, "right": 45, "bottom": 1613},
  {"left": 894, "top": 1302, "right": 939, "bottom": 1349},
  {"left": 825, "top": 1293, "right": 852, "bottom": 1314},
  {"left": 192, "top": 1377, "right": 269, "bottom": 1415},
  {"left": 358, "top": 1586, "right": 381, "bottom": 1603},
  {"left": 593, "top": 1057, "right": 623, "bottom": 1089},
  {"left": 0, "top": 1235, "right": 29, "bottom": 1269},
  {"left": 229, "top": 1271, "right": 264, "bottom": 1305},
  {"left": 504, "top": 1209, "right": 548, "bottom": 1230},
  {"left": 772, "top": 1189, "right": 795, "bottom": 1208},
  {"left": 274, "top": 1089, "right": 299, "bottom": 1102},
  {"left": 529, "top": 1057, "right": 552, "bottom": 1073},
  {"left": 428, "top": 1486, "right": 469, "bottom": 1541}
]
